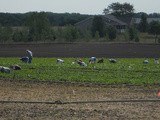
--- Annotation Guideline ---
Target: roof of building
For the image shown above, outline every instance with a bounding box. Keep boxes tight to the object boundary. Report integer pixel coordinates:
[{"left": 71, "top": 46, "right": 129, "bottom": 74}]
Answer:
[
  {"left": 103, "top": 15, "right": 127, "bottom": 26},
  {"left": 75, "top": 15, "right": 127, "bottom": 27}
]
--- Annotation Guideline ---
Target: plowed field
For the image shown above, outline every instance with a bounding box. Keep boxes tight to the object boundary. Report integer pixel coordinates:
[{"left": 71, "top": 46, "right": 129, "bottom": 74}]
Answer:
[
  {"left": 0, "top": 80, "right": 160, "bottom": 119},
  {"left": 0, "top": 43, "right": 160, "bottom": 58}
]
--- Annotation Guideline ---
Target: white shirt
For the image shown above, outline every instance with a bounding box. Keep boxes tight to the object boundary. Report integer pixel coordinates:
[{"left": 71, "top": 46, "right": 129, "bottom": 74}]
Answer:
[{"left": 26, "top": 50, "right": 33, "bottom": 57}]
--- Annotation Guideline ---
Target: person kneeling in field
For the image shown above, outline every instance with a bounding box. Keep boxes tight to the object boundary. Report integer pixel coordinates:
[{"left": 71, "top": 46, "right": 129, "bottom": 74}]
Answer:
[
  {"left": 10, "top": 64, "right": 21, "bottom": 70},
  {"left": 76, "top": 60, "right": 87, "bottom": 66},
  {"left": 0, "top": 66, "right": 10, "bottom": 73},
  {"left": 20, "top": 56, "right": 29, "bottom": 63},
  {"left": 154, "top": 58, "right": 159, "bottom": 64},
  {"left": 109, "top": 58, "right": 117, "bottom": 63},
  {"left": 89, "top": 57, "right": 96, "bottom": 64},
  {"left": 26, "top": 49, "right": 33, "bottom": 64},
  {"left": 143, "top": 59, "right": 149, "bottom": 64},
  {"left": 57, "top": 59, "right": 64, "bottom": 63},
  {"left": 97, "top": 58, "right": 104, "bottom": 63}
]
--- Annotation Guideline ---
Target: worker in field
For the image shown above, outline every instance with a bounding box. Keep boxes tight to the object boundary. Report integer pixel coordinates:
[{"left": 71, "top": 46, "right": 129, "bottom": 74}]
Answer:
[
  {"left": 97, "top": 58, "right": 104, "bottom": 63},
  {"left": 20, "top": 56, "right": 29, "bottom": 63},
  {"left": 10, "top": 64, "right": 21, "bottom": 70},
  {"left": 109, "top": 58, "right": 117, "bottom": 63},
  {"left": 73, "top": 59, "right": 87, "bottom": 66},
  {"left": 154, "top": 58, "right": 159, "bottom": 64},
  {"left": 57, "top": 59, "right": 64, "bottom": 63},
  {"left": 143, "top": 59, "right": 149, "bottom": 64},
  {"left": 0, "top": 66, "right": 10, "bottom": 73},
  {"left": 77, "top": 60, "right": 87, "bottom": 66},
  {"left": 26, "top": 49, "right": 33, "bottom": 63},
  {"left": 89, "top": 57, "right": 96, "bottom": 64}
]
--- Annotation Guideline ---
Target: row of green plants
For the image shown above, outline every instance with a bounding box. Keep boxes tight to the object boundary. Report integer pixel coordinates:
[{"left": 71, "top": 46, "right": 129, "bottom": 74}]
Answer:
[{"left": 0, "top": 58, "right": 160, "bottom": 85}]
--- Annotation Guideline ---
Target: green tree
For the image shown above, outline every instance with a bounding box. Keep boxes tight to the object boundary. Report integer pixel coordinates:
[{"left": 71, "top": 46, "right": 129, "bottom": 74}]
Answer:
[
  {"left": 64, "top": 25, "right": 80, "bottom": 42},
  {"left": 129, "top": 26, "right": 139, "bottom": 42},
  {"left": 12, "top": 30, "right": 23, "bottom": 42},
  {"left": 103, "top": 2, "right": 134, "bottom": 17},
  {"left": 12, "top": 28, "right": 29, "bottom": 42},
  {"left": 106, "top": 26, "right": 117, "bottom": 41},
  {"left": 47, "top": 28, "right": 56, "bottom": 41},
  {"left": 148, "top": 21, "right": 160, "bottom": 43},
  {"left": 91, "top": 16, "right": 105, "bottom": 38},
  {"left": 94, "top": 31, "right": 100, "bottom": 40},
  {"left": 26, "top": 12, "right": 51, "bottom": 42},
  {"left": 82, "top": 30, "right": 92, "bottom": 42},
  {"left": 138, "top": 13, "right": 148, "bottom": 32},
  {"left": 0, "top": 26, "right": 13, "bottom": 43}
]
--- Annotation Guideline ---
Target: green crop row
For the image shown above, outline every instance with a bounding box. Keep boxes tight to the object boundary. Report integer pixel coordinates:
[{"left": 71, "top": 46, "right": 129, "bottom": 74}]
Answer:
[{"left": 0, "top": 57, "right": 160, "bottom": 85}]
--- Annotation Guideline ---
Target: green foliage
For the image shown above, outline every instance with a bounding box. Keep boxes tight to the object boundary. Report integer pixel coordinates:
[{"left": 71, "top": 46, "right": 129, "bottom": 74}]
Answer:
[
  {"left": 1, "top": 12, "right": 160, "bottom": 27},
  {"left": 63, "top": 25, "right": 80, "bottom": 42},
  {"left": 138, "top": 13, "right": 148, "bottom": 32},
  {"left": 148, "top": 21, "right": 160, "bottom": 43},
  {"left": 47, "top": 28, "right": 56, "bottom": 41},
  {"left": 81, "top": 30, "right": 92, "bottom": 42},
  {"left": 0, "top": 12, "right": 90, "bottom": 27},
  {"left": 0, "top": 13, "right": 25, "bottom": 26},
  {"left": 12, "top": 28, "right": 29, "bottom": 42},
  {"left": 0, "top": 26, "right": 13, "bottom": 43},
  {"left": 47, "top": 12, "right": 90, "bottom": 26},
  {"left": 26, "top": 12, "right": 51, "bottom": 42},
  {"left": 134, "top": 12, "right": 160, "bottom": 18},
  {"left": 0, "top": 58, "right": 159, "bottom": 85},
  {"left": 104, "top": 2, "right": 134, "bottom": 17},
  {"left": 148, "top": 21, "right": 160, "bottom": 35},
  {"left": 123, "top": 30, "right": 129, "bottom": 41},
  {"left": 129, "top": 26, "right": 139, "bottom": 42},
  {"left": 135, "top": 36, "right": 140, "bottom": 42},
  {"left": 94, "top": 31, "right": 100, "bottom": 40},
  {"left": 91, "top": 16, "right": 105, "bottom": 38},
  {"left": 158, "top": 38, "right": 160, "bottom": 43},
  {"left": 129, "top": 27, "right": 134, "bottom": 41},
  {"left": 2, "top": 11, "right": 160, "bottom": 43},
  {"left": 106, "top": 26, "right": 117, "bottom": 41}
]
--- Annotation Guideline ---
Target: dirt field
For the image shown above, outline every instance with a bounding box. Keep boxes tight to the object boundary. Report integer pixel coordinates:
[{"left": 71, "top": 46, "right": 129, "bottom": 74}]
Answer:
[
  {"left": 0, "top": 80, "right": 160, "bottom": 120},
  {"left": 0, "top": 43, "right": 160, "bottom": 58}
]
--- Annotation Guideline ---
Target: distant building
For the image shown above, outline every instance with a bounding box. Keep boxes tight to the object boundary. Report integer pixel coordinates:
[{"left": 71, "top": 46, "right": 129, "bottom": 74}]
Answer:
[
  {"left": 75, "top": 15, "right": 128, "bottom": 33},
  {"left": 131, "top": 17, "right": 160, "bottom": 25}
]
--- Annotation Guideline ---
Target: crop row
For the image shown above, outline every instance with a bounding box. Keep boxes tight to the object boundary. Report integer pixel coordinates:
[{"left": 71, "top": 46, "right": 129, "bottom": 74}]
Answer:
[{"left": 0, "top": 57, "right": 160, "bottom": 85}]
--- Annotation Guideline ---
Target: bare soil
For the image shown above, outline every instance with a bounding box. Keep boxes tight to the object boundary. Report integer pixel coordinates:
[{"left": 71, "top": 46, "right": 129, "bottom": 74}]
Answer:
[
  {"left": 0, "top": 43, "right": 160, "bottom": 58},
  {"left": 0, "top": 80, "right": 160, "bottom": 120}
]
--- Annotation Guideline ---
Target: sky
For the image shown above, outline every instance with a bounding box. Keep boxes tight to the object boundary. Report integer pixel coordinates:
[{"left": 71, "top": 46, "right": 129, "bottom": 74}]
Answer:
[{"left": 0, "top": 0, "right": 160, "bottom": 15}]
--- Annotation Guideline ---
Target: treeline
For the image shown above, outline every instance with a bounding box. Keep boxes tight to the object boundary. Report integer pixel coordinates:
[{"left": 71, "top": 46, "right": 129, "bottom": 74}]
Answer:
[
  {"left": 0, "top": 12, "right": 90, "bottom": 26},
  {"left": 134, "top": 12, "right": 160, "bottom": 18},
  {"left": 0, "top": 12, "right": 88, "bottom": 43},
  {"left": 0, "top": 10, "right": 160, "bottom": 43},
  {"left": 0, "top": 12, "right": 91, "bottom": 43},
  {"left": 0, "top": 12, "right": 160, "bottom": 27},
  {"left": 0, "top": 12, "right": 118, "bottom": 43}
]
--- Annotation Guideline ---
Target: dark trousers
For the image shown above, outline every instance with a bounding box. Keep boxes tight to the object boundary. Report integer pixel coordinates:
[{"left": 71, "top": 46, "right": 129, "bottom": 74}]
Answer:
[{"left": 28, "top": 57, "right": 32, "bottom": 63}]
